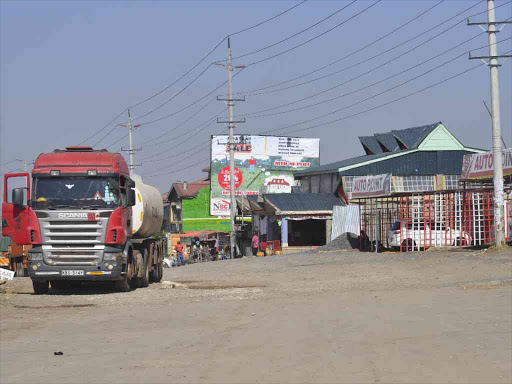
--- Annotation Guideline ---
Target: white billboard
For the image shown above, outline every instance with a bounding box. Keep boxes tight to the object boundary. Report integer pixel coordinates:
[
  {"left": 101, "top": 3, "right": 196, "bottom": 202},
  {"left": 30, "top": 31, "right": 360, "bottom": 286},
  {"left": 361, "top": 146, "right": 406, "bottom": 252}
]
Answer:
[{"left": 210, "top": 135, "right": 320, "bottom": 216}]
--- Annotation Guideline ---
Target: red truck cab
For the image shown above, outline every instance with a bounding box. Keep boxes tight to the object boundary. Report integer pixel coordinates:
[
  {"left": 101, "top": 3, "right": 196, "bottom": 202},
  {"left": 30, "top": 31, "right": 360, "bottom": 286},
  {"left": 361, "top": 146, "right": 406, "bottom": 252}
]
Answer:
[{"left": 2, "top": 146, "right": 137, "bottom": 293}]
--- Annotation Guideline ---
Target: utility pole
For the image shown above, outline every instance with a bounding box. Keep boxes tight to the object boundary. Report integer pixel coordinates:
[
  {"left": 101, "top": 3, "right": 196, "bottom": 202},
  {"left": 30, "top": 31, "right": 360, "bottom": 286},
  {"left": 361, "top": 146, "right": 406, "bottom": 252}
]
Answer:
[
  {"left": 468, "top": 0, "right": 511, "bottom": 247},
  {"left": 483, "top": 101, "right": 507, "bottom": 148},
  {"left": 216, "top": 37, "right": 246, "bottom": 259},
  {"left": 119, "top": 109, "right": 142, "bottom": 174}
]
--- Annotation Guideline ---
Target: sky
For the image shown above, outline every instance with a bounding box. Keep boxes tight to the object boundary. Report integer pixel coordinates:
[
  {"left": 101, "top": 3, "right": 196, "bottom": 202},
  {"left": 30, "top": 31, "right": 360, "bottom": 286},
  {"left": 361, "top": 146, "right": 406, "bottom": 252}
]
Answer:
[{"left": 1, "top": 0, "right": 511, "bottom": 193}]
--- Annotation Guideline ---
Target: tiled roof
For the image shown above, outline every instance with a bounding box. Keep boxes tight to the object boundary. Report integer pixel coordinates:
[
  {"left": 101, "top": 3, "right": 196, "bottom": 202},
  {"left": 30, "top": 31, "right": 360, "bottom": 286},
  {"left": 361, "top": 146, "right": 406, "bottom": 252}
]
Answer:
[{"left": 264, "top": 193, "right": 344, "bottom": 214}]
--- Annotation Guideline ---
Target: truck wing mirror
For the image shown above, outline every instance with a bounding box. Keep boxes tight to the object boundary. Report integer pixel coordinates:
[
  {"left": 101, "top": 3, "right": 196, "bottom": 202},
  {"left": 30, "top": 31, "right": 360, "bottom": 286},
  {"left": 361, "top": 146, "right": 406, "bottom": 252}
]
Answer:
[
  {"left": 12, "top": 188, "right": 25, "bottom": 207},
  {"left": 127, "top": 188, "right": 136, "bottom": 207}
]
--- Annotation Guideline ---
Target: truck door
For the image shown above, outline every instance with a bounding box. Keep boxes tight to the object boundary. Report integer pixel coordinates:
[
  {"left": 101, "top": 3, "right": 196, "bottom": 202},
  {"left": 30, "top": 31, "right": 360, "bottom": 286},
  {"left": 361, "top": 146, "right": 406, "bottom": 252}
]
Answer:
[{"left": 2, "top": 173, "right": 32, "bottom": 245}]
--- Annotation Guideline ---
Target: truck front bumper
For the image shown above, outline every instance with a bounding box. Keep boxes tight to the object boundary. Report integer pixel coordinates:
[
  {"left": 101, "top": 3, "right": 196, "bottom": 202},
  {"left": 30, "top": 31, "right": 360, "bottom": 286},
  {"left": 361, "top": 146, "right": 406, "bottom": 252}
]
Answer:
[{"left": 27, "top": 261, "right": 124, "bottom": 282}]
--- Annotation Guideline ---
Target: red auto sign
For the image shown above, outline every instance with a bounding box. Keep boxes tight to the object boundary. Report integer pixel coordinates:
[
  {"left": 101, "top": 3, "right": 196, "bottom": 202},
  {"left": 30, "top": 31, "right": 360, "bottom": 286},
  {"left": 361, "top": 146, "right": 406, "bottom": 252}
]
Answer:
[{"left": 218, "top": 166, "right": 242, "bottom": 190}]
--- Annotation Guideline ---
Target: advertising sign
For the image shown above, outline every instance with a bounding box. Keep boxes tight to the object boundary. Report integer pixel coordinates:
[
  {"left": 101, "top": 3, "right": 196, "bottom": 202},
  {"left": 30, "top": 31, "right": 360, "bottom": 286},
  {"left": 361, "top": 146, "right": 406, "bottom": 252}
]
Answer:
[
  {"left": 210, "top": 135, "right": 320, "bottom": 216},
  {"left": 348, "top": 174, "right": 392, "bottom": 199},
  {"left": 461, "top": 149, "right": 512, "bottom": 180}
]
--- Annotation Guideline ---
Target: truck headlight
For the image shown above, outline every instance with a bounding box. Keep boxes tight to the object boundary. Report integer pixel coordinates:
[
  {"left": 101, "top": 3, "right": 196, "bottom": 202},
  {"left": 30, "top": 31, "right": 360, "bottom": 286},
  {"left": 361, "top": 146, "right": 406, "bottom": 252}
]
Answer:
[
  {"left": 104, "top": 252, "right": 123, "bottom": 261},
  {"left": 28, "top": 253, "right": 43, "bottom": 261}
]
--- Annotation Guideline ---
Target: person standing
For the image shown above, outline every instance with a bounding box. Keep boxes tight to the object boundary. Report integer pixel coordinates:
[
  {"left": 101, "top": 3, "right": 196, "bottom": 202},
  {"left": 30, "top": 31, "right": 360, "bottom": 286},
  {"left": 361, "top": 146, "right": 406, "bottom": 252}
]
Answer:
[
  {"left": 175, "top": 241, "right": 184, "bottom": 266},
  {"left": 249, "top": 156, "right": 256, "bottom": 173},
  {"left": 251, "top": 233, "right": 259, "bottom": 256}
]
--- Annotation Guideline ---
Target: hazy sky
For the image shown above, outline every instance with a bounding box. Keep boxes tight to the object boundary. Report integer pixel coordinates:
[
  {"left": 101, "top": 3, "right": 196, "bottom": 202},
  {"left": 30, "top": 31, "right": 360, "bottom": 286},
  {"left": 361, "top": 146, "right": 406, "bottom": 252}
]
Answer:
[{"left": 1, "top": 0, "right": 511, "bottom": 193}]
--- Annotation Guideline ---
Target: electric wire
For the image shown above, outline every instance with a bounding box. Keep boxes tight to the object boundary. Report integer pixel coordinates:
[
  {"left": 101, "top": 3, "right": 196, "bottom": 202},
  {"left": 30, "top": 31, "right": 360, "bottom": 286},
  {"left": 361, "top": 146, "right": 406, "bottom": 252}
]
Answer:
[
  {"left": 233, "top": 0, "right": 512, "bottom": 97},
  {"left": 245, "top": 0, "right": 380, "bottom": 67},
  {"left": 227, "top": 2, "right": 353, "bottom": 61},
  {"left": 78, "top": 1, "right": 307, "bottom": 146},
  {"left": 141, "top": 41, "right": 511, "bottom": 175},
  {"left": 235, "top": 30, "right": 499, "bottom": 120},
  {"left": 270, "top": 49, "right": 512, "bottom": 137}
]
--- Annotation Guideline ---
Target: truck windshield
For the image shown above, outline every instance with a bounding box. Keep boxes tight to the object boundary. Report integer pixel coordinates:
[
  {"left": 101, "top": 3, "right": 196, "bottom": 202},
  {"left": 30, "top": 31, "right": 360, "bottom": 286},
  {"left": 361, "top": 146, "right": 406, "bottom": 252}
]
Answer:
[{"left": 31, "top": 177, "right": 121, "bottom": 209}]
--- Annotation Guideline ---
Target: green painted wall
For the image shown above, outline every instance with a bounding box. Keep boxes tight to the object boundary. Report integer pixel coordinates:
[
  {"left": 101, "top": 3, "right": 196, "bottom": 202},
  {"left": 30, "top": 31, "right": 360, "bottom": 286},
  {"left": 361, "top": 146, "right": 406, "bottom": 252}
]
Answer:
[{"left": 181, "top": 186, "right": 230, "bottom": 232}]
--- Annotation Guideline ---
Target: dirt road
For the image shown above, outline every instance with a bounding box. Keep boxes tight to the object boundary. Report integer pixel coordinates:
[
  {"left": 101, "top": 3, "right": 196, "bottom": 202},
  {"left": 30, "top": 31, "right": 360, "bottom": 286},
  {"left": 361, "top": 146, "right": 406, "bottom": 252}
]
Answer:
[{"left": 1, "top": 249, "right": 511, "bottom": 384}]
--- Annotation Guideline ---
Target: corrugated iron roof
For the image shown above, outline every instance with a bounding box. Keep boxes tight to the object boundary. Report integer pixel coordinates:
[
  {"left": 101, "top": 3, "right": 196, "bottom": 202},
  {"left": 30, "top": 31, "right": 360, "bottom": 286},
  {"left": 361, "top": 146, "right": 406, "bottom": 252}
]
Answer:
[
  {"left": 264, "top": 193, "right": 344, "bottom": 214},
  {"left": 374, "top": 133, "right": 401, "bottom": 152},
  {"left": 170, "top": 179, "right": 209, "bottom": 199},
  {"left": 359, "top": 136, "right": 383, "bottom": 154},
  {"left": 391, "top": 123, "right": 439, "bottom": 148}
]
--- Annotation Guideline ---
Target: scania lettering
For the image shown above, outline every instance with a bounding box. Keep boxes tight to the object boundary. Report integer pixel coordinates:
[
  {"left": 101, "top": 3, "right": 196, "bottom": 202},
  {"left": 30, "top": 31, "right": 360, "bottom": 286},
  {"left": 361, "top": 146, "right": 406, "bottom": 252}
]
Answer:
[{"left": 1, "top": 146, "right": 165, "bottom": 294}]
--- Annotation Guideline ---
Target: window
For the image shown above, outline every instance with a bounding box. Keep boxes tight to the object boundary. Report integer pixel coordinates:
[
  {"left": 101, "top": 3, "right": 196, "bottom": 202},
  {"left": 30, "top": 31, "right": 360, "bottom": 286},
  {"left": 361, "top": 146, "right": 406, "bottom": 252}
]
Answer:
[{"left": 394, "top": 176, "right": 435, "bottom": 193}]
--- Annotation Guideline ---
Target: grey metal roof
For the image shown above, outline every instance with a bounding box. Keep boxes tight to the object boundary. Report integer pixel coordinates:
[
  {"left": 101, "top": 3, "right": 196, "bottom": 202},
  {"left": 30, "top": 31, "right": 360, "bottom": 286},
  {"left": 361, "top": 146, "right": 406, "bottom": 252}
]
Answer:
[
  {"left": 264, "top": 193, "right": 344, "bottom": 213},
  {"left": 295, "top": 122, "right": 442, "bottom": 177},
  {"left": 359, "top": 136, "right": 383, "bottom": 154},
  {"left": 391, "top": 122, "right": 439, "bottom": 149},
  {"left": 294, "top": 151, "right": 399, "bottom": 176}
]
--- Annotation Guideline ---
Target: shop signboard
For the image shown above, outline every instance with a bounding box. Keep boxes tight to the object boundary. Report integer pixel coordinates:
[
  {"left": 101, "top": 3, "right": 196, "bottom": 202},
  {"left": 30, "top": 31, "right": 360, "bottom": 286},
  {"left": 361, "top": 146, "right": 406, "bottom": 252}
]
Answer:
[
  {"left": 461, "top": 148, "right": 512, "bottom": 180},
  {"left": 210, "top": 135, "right": 320, "bottom": 216},
  {"left": 348, "top": 174, "right": 392, "bottom": 199}
]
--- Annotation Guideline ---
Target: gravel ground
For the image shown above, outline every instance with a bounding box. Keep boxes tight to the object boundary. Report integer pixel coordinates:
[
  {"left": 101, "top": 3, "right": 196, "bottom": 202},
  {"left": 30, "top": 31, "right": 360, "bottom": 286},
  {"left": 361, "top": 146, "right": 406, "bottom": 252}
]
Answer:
[{"left": 1, "top": 247, "right": 511, "bottom": 383}]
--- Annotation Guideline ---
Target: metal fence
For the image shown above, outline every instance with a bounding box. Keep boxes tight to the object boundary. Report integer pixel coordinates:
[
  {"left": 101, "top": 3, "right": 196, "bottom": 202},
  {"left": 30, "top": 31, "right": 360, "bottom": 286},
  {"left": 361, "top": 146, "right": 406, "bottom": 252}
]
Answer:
[{"left": 358, "top": 189, "right": 512, "bottom": 252}]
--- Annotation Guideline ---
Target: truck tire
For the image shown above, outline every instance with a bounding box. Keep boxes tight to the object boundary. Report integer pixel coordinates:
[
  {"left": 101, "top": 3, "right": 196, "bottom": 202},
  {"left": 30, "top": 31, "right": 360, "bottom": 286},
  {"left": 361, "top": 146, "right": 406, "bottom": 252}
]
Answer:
[
  {"left": 115, "top": 275, "right": 130, "bottom": 292},
  {"left": 15, "top": 261, "right": 25, "bottom": 277},
  {"left": 156, "top": 261, "right": 163, "bottom": 282},
  {"left": 141, "top": 249, "right": 149, "bottom": 288},
  {"left": 50, "top": 280, "right": 70, "bottom": 291},
  {"left": 32, "top": 280, "right": 49, "bottom": 295}
]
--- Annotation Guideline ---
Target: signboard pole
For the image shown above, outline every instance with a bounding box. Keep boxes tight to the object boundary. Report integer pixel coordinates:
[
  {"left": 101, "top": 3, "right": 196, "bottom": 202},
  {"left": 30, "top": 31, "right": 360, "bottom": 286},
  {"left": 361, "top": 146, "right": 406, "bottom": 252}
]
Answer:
[{"left": 468, "top": 0, "right": 512, "bottom": 246}]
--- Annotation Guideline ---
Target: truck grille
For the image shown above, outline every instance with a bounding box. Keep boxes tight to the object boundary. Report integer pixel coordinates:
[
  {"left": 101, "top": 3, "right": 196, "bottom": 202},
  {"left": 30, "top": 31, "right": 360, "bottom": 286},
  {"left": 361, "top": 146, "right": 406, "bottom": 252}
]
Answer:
[{"left": 40, "top": 216, "right": 108, "bottom": 266}]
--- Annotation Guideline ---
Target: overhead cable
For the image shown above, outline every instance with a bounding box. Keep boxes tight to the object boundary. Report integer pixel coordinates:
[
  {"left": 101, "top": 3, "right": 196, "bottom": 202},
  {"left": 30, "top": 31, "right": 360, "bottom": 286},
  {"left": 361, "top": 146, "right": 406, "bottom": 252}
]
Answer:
[{"left": 236, "top": 0, "right": 488, "bottom": 96}]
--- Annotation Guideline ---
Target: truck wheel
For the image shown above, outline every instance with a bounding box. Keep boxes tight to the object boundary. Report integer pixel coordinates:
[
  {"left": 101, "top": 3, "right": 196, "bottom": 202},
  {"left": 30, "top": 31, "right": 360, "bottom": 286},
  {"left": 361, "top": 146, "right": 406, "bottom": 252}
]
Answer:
[
  {"left": 115, "top": 275, "right": 130, "bottom": 292},
  {"left": 50, "top": 280, "right": 70, "bottom": 291},
  {"left": 16, "top": 261, "right": 26, "bottom": 277},
  {"left": 141, "top": 250, "right": 149, "bottom": 288},
  {"left": 156, "top": 261, "right": 163, "bottom": 282},
  {"left": 32, "top": 281, "right": 49, "bottom": 295}
]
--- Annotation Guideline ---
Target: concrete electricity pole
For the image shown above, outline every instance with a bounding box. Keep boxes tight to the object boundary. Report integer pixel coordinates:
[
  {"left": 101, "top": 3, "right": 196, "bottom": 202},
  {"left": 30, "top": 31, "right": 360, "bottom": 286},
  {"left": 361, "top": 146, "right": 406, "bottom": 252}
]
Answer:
[
  {"left": 119, "top": 109, "right": 142, "bottom": 173},
  {"left": 216, "top": 37, "right": 246, "bottom": 258},
  {"left": 468, "top": 0, "right": 511, "bottom": 247}
]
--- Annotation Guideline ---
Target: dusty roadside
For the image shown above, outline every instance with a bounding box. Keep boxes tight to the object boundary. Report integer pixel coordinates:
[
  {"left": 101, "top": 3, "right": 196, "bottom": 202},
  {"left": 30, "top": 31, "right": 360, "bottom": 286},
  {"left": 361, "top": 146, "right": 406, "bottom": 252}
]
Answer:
[{"left": 1, "top": 249, "right": 511, "bottom": 383}]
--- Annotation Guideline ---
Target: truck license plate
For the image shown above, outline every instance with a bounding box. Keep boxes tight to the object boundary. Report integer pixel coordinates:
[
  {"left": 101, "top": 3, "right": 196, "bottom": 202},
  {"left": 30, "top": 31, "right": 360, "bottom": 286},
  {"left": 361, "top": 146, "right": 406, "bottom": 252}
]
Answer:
[{"left": 61, "top": 270, "right": 84, "bottom": 276}]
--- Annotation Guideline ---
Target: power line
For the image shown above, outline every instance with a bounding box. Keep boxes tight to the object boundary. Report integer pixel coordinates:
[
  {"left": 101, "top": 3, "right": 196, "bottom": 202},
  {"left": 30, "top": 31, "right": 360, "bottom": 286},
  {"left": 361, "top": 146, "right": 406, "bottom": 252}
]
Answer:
[
  {"left": 271, "top": 51, "right": 512, "bottom": 137},
  {"left": 141, "top": 49, "right": 512, "bottom": 180},
  {"left": 229, "top": 0, "right": 444, "bottom": 95},
  {"left": 236, "top": 30, "right": 503, "bottom": 120},
  {"left": 140, "top": 39, "right": 511, "bottom": 175},
  {"left": 77, "top": 1, "right": 307, "bottom": 146},
  {"left": 227, "top": 2, "right": 352, "bottom": 61},
  {"left": 229, "top": 0, "right": 308, "bottom": 36},
  {"left": 139, "top": 96, "right": 217, "bottom": 147},
  {"left": 255, "top": 41, "right": 508, "bottom": 136},
  {"left": 235, "top": 0, "right": 512, "bottom": 98},
  {"left": 131, "top": 63, "right": 214, "bottom": 122},
  {"left": 144, "top": 156, "right": 211, "bottom": 178},
  {"left": 77, "top": 108, "right": 127, "bottom": 146},
  {"left": 245, "top": 0, "right": 380, "bottom": 67},
  {"left": 128, "top": 0, "right": 307, "bottom": 110}
]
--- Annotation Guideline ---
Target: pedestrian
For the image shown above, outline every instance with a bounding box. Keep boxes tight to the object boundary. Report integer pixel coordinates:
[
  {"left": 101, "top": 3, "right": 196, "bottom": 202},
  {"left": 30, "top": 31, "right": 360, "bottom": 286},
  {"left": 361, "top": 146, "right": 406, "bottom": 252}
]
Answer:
[
  {"left": 175, "top": 241, "right": 184, "bottom": 266},
  {"left": 249, "top": 156, "right": 256, "bottom": 173},
  {"left": 251, "top": 233, "right": 259, "bottom": 256}
]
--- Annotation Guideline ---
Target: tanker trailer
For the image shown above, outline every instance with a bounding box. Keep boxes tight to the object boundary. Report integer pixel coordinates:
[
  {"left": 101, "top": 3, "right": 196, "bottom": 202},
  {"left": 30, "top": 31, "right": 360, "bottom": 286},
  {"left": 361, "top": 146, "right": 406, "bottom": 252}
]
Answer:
[{"left": 130, "top": 173, "right": 165, "bottom": 288}]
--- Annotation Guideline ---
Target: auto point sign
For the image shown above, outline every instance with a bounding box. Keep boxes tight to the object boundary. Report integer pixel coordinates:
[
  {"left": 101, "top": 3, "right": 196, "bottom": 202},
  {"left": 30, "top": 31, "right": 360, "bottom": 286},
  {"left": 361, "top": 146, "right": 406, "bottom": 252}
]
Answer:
[
  {"left": 461, "top": 149, "right": 512, "bottom": 180},
  {"left": 348, "top": 173, "right": 392, "bottom": 199}
]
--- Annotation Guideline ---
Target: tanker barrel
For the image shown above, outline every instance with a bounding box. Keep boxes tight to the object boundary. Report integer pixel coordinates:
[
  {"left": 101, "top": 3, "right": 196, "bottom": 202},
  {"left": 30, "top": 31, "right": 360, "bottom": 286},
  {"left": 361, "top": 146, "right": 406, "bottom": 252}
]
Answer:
[{"left": 131, "top": 174, "right": 164, "bottom": 238}]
